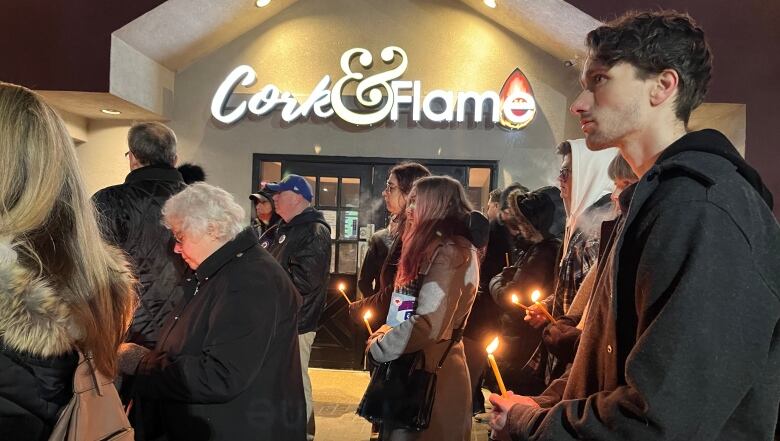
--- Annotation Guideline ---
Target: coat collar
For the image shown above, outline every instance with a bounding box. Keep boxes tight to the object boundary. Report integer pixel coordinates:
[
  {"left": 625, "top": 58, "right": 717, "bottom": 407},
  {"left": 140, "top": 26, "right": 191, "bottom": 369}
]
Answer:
[
  {"left": 125, "top": 165, "right": 184, "bottom": 184},
  {"left": 194, "top": 228, "right": 258, "bottom": 283},
  {"left": 0, "top": 240, "right": 79, "bottom": 357}
]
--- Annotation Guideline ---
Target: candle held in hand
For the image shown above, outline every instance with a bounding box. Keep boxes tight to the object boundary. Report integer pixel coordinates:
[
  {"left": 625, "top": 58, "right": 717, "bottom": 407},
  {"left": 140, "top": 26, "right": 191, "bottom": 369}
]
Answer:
[
  {"left": 337, "top": 282, "right": 352, "bottom": 304},
  {"left": 363, "top": 310, "right": 373, "bottom": 334},
  {"left": 530, "top": 290, "right": 556, "bottom": 324},
  {"left": 486, "top": 337, "right": 507, "bottom": 396},
  {"left": 510, "top": 293, "right": 529, "bottom": 311}
]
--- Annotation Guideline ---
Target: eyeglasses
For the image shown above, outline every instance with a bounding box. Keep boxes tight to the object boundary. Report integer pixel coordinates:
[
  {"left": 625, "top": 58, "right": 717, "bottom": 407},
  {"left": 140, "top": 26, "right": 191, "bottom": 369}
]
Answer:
[
  {"left": 383, "top": 182, "right": 399, "bottom": 193},
  {"left": 558, "top": 167, "right": 571, "bottom": 182},
  {"left": 173, "top": 231, "right": 184, "bottom": 244},
  {"left": 124, "top": 151, "right": 131, "bottom": 158}
]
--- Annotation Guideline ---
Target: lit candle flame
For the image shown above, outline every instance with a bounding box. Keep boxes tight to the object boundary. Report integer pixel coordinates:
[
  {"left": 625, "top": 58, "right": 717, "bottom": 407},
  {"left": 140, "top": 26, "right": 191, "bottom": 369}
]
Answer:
[
  {"left": 338, "top": 283, "right": 346, "bottom": 291},
  {"left": 511, "top": 294, "right": 519, "bottom": 304},
  {"left": 531, "top": 290, "right": 541, "bottom": 303},
  {"left": 485, "top": 336, "right": 507, "bottom": 396},
  {"left": 486, "top": 336, "right": 499, "bottom": 355},
  {"left": 362, "top": 309, "right": 373, "bottom": 334}
]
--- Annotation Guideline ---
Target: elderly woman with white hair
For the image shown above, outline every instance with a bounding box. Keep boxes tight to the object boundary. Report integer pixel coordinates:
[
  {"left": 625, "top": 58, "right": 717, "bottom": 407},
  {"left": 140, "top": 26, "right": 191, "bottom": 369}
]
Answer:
[{"left": 117, "top": 182, "right": 306, "bottom": 441}]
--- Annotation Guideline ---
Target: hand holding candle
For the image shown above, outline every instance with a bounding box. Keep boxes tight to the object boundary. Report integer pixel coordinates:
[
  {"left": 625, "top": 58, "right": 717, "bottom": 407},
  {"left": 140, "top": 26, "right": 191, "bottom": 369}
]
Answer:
[
  {"left": 337, "top": 282, "right": 352, "bottom": 304},
  {"left": 362, "top": 310, "right": 373, "bottom": 334},
  {"left": 486, "top": 337, "right": 507, "bottom": 396},
  {"left": 530, "top": 290, "right": 556, "bottom": 324}
]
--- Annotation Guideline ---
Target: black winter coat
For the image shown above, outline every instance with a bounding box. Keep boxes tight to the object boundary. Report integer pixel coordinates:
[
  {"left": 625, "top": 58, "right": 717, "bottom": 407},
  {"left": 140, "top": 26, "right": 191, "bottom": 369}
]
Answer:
[
  {"left": 357, "top": 228, "right": 392, "bottom": 297},
  {"left": 131, "top": 229, "right": 306, "bottom": 441},
  {"left": 260, "top": 208, "right": 332, "bottom": 334},
  {"left": 92, "top": 165, "right": 187, "bottom": 348},
  {"left": 508, "top": 130, "right": 780, "bottom": 440},
  {"left": 0, "top": 349, "right": 77, "bottom": 441}
]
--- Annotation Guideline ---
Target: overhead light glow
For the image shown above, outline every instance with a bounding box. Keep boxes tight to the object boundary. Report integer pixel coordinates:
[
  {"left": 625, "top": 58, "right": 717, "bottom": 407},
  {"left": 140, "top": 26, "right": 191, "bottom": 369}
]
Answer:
[
  {"left": 101, "top": 109, "right": 121, "bottom": 115},
  {"left": 484, "top": 0, "right": 497, "bottom": 8},
  {"left": 255, "top": 0, "right": 271, "bottom": 7}
]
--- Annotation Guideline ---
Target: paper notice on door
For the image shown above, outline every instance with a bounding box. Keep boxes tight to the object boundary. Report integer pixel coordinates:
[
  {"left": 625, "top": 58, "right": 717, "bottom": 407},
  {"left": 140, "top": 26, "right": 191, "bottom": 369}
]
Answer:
[{"left": 322, "top": 210, "right": 337, "bottom": 239}]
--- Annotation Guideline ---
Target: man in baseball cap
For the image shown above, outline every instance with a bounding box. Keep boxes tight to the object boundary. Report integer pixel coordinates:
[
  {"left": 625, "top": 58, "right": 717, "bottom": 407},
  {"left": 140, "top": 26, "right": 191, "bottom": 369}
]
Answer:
[
  {"left": 265, "top": 174, "right": 314, "bottom": 202},
  {"left": 262, "top": 174, "right": 331, "bottom": 440}
]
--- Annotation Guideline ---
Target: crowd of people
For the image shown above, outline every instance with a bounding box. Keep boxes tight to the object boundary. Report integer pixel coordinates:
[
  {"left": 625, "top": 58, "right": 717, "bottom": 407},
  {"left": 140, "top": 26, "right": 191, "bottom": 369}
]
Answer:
[{"left": 0, "top": 9, "right": 777, "bottom": 441}]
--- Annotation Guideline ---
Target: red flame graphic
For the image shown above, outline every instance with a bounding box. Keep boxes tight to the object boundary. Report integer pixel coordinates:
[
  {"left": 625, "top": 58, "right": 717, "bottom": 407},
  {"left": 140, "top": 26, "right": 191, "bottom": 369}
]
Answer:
[{"left": 498, "top": 68, "right": 536, "bottom": 130}]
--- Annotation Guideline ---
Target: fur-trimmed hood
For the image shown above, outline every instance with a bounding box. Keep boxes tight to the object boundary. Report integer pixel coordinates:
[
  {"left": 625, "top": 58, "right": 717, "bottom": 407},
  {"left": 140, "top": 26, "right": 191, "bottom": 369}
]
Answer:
[{"left": 0, "top": 239, "right": 80, "bottom": 357}]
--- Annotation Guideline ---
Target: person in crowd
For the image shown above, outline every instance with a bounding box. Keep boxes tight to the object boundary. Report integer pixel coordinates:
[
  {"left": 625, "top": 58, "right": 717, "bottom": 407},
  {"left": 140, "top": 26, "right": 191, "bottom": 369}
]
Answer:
[
  {"left": 117, "top": 182, "right": 306, "bottom": 441},
  {"left": 259, "top": 174, "right": 331, "bottom": 441},
  {"left": 349, "top": 162, "right": 431, "bottom": 329},
  {"left": 93, "top": 122, "right": 187, "bottom": 350},
  {"left": 485, "top": 188, "right": 502, "bottom": 222},
  {"left": 0, "top": 82, "right": 137, "bottom": 440},
  {"left": 367, "top": 176, "right": 480, "bottom": 441},
  {"left": 488, "top": 187, "right": 565, "bottom": 395},
  {"left": 522, "top": 140, "right": 616, "bottom": 386},
  {"left": 489, "top": 10, "right": 779, "bottom": 440},
  {"left": 463, "top": 183, "right": 530, "bottom": 416},
  {"left": 526, "top": 140, "right": 615, "bottom": 325},
  {"left": 177, "top": 162, "right": 207, "bottom": 184},
  {"left": 249, "top": 186, "right": 281, "bottom": 238},
  {"left": 540, "top": 154, "right": 638, "bottom": 373}
]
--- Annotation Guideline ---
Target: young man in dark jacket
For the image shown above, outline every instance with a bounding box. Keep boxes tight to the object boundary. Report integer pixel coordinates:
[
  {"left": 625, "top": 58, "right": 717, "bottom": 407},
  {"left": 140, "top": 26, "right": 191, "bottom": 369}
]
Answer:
[
  {"left": 489, "top": 11, "right": 779, "bottom": 441},
  {"left": 92, "top": 122, "right": 187, "bottom": 349},
  {"left": 261, "top": 174, "right": 331, "bottom": 441}
]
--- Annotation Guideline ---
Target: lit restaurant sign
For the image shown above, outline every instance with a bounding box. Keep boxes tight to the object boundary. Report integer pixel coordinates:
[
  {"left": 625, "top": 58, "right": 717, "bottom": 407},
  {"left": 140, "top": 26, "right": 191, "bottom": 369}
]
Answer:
[{"left": 211, "top": 46, "right": 536, "bottom": 129}]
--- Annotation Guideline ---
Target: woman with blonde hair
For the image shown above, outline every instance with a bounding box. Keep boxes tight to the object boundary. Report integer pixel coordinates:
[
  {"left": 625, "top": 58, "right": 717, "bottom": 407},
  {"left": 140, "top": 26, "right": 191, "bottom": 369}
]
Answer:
[
  {"left": 0, "top": 82, "right": 137, "bottom": 440},
  {"left": 366, "top": 175, "right": 480, "bottom": 441}
]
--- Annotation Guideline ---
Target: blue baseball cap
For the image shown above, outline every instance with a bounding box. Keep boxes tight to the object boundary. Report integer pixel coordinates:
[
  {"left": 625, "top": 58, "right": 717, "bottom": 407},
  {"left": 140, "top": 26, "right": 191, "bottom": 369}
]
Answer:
[{"left": 266, "top": 174, "right": 313, "bottom": 202}]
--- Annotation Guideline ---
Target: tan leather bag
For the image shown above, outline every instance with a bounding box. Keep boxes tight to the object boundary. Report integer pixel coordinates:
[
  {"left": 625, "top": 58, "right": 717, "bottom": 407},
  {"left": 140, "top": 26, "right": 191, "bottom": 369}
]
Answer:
[{"left": 49, "top": 352, "right": 134, "bottom": 441}]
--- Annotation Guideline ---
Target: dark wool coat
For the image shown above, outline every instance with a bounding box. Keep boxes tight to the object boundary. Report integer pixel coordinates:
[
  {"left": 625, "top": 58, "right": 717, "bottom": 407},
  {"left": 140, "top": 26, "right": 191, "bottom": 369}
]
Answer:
[
  {"left": 93, "top": 165, "right": 187, "bottom": 348},
  {"left": 260, "top": 208, "right": 332, "bottom": 334},
  {"left": 507, "top": 130, "right": 780, "bottom": 441},
  {"left": 131, "top": 229, "right": 306, "bottom": 441}
]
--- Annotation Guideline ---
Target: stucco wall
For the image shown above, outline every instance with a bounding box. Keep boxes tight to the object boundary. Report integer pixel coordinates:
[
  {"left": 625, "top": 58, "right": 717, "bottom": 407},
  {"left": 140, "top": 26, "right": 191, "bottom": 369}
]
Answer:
[{"left": 76, "top": 0, "right": 584, "bottom": 203}]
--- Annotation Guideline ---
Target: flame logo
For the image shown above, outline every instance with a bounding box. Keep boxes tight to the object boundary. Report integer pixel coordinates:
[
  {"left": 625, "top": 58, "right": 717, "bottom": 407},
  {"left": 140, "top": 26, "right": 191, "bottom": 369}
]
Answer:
[{"left": 498, "top": 68, "right": 536, "bottom": 130}]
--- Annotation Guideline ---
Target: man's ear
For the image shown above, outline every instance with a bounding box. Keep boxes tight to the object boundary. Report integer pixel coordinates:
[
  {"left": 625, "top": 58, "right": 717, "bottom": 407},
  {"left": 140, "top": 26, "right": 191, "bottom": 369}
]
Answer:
[
  {"left": 650, "top": 69, "right": 680, "bottom": 107},
  {"left": 173, "top": 154, "right": 179, "bottom": 167}
]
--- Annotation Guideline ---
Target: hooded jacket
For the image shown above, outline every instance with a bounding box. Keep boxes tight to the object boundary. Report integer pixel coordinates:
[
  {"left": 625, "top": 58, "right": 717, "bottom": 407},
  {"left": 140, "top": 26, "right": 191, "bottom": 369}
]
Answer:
[
  {"left": 260, "top": 207, "right": 332, "bottom": 333},
  {"left": 489, "top": 187, "right": 565, "bottom": 394},
  {"left": 507, "top": 129, "right": 780, "bottom": 441},
  {"left": 0, "top": 240, "right": 80, "bottom": 441},
  {"left": 562, "top": 139, "right": 617, "bottom": 255},
  {"left": 92, "top": 165, "right": 187, "bottom": 348}
]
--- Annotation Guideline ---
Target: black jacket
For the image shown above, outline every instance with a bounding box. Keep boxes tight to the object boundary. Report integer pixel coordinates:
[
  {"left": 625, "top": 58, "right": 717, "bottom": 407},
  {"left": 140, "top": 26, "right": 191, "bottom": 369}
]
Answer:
[
  {"left": 508, "top": 130, "right": 780, "bottom": 440},
  {"left": 260, "top": 208, "right": 332, "bottom": 334},
  {"left": 465, "top": 218, "right": 526, "bottom": 341},
  {"left": 0, "top": 349, "right": 77, "bottom": 441},
  {"left": 131, "top": 229, "right": 306, "bottom": 441},
  {"left": 357, "top": 228, "right": 392, "bottom": 297},
  {"left": 92, "top": 165, "right": 187, "bottom": 348}
]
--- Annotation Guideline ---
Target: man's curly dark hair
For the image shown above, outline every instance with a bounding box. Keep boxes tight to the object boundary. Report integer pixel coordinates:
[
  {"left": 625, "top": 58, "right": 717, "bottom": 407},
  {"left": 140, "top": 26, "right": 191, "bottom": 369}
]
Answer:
[{"left": 586, "top": 10, "right": 713, "bottom": 125}]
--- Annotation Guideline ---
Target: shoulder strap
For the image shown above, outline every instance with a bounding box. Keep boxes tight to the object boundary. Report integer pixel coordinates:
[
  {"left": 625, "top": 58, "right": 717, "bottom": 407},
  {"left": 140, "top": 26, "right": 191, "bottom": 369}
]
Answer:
[{"left": 421, "top": 242, "right": 474, "bottom": 372}]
